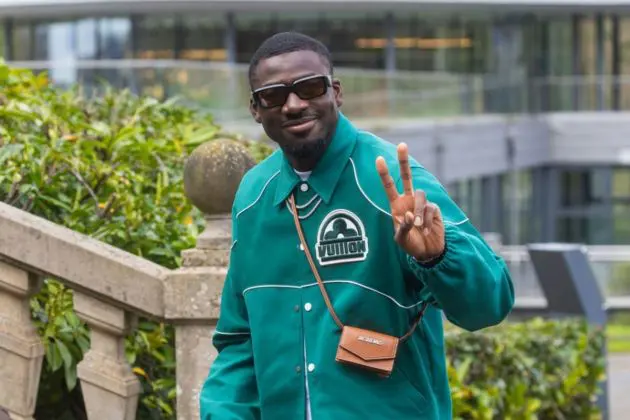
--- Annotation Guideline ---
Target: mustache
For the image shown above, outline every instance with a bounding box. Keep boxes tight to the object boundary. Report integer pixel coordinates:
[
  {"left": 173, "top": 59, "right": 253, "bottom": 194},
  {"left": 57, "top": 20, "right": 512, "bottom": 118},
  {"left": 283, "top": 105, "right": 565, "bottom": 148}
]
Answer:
[{"left": 282, "top": 114, "right": 318, "bottom": 127}]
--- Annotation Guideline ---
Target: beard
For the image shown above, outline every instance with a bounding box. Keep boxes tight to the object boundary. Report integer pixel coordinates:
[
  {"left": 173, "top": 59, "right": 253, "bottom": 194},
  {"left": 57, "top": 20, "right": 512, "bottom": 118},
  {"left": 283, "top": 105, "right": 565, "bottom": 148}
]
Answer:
[{"left": 286, "top": 136, "right": 328, "bottom": 159}]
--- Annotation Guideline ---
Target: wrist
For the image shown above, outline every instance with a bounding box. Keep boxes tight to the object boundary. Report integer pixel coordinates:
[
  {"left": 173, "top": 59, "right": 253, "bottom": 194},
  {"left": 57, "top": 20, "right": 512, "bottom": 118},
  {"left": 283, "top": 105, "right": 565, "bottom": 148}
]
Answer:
[{"left": 413, "top": 243, "right": 447, "bottom": 267}]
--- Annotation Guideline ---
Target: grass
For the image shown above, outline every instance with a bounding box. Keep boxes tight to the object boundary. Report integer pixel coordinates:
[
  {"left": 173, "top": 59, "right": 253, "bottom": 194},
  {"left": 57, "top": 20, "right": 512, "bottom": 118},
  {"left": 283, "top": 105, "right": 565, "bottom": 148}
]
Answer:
[{"left": 608, "top": 324, "right": 630, "bottom": 353}]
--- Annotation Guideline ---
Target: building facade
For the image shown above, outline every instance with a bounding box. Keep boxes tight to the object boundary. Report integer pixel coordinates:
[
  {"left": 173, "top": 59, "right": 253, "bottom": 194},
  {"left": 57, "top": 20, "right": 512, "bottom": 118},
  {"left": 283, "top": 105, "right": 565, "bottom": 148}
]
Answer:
[
  {"left": 1, "top": 0, "right": 630, "bottom": 246},
  {"left": 3, "top": 1, "right": 630, "bottom": 113}
]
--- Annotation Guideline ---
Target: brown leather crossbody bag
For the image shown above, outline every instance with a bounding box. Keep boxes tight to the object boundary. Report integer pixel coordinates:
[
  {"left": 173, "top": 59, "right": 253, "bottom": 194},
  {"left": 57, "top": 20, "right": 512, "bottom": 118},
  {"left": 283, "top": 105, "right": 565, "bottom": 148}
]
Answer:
[{"left": 288, "top": 195, "right": 429, "bottom": 378}]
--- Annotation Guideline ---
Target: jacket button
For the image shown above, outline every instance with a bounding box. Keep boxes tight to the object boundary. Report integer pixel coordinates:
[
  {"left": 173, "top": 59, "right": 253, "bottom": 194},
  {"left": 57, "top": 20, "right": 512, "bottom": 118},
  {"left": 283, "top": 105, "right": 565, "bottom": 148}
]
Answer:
[
  {"left": 296, "top": 366, "right": 302, "bottom": 373},
  {"left": 307, "top": 363, "right": 316, "bottom": 372},
  {"left": 304, "top": 303, "right": 312, "bottom": 311},
  {"left": 294, "top": 305, "right": 300, "bottom": 312},
  {"left": 300, "top": 183, "right": 309, "bottom": 192}
]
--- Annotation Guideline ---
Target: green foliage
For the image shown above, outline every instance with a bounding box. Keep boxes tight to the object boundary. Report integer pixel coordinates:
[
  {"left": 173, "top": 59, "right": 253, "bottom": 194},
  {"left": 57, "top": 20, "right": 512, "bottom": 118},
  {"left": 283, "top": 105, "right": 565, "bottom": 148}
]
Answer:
[
  {"left": 446, "top": 317, "right": 606, "bottom": 420},
  {"left": 31, "top": 281, "right": 89, "bottom": 420},
  {"left": 0, "top": 61, "right": 272, "bottom": 419}
]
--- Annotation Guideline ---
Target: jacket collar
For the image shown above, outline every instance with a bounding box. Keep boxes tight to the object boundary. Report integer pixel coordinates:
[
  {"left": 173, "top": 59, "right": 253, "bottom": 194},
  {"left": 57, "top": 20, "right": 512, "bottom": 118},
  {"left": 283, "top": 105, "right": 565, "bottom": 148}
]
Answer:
[{"left": 273, "top": 112, "right": 358, "bottom": 207}]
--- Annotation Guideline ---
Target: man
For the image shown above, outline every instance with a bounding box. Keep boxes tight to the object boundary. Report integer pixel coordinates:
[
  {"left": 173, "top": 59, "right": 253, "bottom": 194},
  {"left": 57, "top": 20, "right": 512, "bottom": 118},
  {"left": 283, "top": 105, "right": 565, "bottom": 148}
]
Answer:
[{"left": 200, "top": 32, "right": 514, "bottom": 419}]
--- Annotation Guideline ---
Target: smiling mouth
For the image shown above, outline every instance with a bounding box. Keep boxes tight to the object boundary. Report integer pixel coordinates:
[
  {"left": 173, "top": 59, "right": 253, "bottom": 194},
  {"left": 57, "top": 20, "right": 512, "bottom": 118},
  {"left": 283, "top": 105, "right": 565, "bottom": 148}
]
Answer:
[{"left": 283, "top": 118, "right": 317, "bottom": 134}]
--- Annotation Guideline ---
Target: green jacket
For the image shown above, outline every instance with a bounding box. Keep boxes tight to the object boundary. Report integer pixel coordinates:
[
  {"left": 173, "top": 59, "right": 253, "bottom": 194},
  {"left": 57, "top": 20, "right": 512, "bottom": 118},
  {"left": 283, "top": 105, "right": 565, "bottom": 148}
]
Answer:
[{"left": 200, "top": 113, "right": 514, "bottom": 420}]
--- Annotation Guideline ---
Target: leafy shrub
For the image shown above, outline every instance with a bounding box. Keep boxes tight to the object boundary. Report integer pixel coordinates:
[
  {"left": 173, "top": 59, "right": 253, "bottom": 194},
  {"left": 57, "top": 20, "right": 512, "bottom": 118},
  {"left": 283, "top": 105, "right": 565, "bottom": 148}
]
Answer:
[
  {"left": 446, "top": 317, "right": 606, "bottom": 420},
  {"left": 0, "top": 60, "right": 272, "bottom": 419}
]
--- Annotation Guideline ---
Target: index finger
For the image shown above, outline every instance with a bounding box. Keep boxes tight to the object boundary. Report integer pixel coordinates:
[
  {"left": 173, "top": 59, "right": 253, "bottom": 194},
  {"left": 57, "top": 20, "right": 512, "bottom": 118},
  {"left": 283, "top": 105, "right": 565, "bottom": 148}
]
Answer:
[
  {"left": 397, "top": 143, "right": 413, "bottom": 196},
  {"left": 376, "top": 156, "right": 398, "bottom": 203}
]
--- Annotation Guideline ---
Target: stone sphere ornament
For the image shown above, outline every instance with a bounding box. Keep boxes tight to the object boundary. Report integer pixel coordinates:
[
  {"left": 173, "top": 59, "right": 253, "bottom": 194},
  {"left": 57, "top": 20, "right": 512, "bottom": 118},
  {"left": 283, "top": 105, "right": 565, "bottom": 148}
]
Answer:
[{"left": 184, "top": 138, "right": 256, "bottom": 215}]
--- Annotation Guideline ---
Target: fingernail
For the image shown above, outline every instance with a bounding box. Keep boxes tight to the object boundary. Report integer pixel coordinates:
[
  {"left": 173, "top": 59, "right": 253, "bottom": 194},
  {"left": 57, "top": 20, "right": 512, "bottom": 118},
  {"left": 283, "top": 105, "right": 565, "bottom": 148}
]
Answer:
[{"left": 414, "top": 216, "right": 422, "bottom": 227}]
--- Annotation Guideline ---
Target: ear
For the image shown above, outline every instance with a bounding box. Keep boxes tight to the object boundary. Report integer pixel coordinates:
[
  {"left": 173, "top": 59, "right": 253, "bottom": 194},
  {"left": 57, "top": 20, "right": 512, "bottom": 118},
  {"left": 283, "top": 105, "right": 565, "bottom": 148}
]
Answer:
[
  {"left": 332, "top": 79, "right": 343, "bottom": 108},
  {"left": 249, "top": 98, "right": 262, "bottom": 124}
]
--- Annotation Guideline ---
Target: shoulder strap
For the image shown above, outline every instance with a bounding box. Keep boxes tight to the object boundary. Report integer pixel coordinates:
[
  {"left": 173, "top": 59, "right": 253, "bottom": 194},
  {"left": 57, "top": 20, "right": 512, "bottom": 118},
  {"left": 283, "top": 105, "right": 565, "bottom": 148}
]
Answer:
[{"left": 288, "top": 194, "right": 428, "bottom": 341}]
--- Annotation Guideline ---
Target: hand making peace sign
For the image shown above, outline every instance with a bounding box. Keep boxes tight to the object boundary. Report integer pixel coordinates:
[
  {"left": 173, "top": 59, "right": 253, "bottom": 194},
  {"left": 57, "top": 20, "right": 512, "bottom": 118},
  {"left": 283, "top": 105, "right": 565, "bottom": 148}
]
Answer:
[{"left": 376, "top": 143, "right": 446, "bottom": 263}]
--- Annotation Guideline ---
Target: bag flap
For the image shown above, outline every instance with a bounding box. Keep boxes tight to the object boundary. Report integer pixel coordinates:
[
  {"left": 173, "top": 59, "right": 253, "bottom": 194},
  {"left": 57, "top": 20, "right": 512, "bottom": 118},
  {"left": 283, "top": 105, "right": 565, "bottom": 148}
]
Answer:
[{"left": 338, "top": 326, "right": 399, "bottom": 361}]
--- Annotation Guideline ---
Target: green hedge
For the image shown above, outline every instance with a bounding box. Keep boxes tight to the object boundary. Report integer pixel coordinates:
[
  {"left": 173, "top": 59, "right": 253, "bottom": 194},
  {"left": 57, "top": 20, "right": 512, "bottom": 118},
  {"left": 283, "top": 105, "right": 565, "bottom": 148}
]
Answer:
[
  {"left": 0, "top": 61, "right": 606, "bottom": 419},
  {"left": 0, "top": 60, "right": 272, "bottom": 419},
  {"left": 447, "top": 318, "right": 606, "bottom": 419}
]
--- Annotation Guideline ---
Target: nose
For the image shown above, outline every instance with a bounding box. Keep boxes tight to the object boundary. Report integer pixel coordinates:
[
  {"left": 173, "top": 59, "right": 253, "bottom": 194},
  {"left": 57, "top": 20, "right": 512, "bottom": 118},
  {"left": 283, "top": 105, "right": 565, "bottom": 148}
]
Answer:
[{"left": 282, "top": 92, "right": 308, "bottom": 114}]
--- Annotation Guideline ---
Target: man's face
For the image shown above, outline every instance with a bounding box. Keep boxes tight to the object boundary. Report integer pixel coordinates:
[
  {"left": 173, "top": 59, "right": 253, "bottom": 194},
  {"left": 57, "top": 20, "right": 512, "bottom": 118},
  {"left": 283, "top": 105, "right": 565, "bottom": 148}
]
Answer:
[{"left": 249, "top": 50, "right": 343, "bottom": 160}]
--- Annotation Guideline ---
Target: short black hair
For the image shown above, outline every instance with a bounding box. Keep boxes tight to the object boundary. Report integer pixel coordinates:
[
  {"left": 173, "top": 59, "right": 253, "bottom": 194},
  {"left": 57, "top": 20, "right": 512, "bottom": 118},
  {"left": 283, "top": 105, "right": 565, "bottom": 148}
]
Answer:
[{"left": 248, "top": 31, "right": 333, "bottom": 88}]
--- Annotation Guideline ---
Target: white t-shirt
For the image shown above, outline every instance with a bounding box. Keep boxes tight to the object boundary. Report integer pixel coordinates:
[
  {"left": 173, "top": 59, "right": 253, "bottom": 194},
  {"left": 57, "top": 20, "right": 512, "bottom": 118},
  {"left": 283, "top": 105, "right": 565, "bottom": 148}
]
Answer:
[{"left": 295, "top": 169, "right": 312, "bottom": 181}]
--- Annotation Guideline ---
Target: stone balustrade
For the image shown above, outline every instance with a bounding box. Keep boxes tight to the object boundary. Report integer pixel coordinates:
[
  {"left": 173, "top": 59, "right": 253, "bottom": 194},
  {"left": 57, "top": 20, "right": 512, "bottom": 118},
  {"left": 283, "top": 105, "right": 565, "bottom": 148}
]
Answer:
[{"left": 0, "top": 138, "right": 255, "bottom": 420}]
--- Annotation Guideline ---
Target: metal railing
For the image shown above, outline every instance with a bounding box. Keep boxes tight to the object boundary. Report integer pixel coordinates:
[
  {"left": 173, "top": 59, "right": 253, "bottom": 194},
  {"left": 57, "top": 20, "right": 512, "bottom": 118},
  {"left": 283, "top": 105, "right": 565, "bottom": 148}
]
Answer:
[
  {"left": 501, "top": 244, "right": 630, "bottom": 315},
  {"left": 8, "top": 59, "right": 630, "bottom": 124},
  {"left": 3, "top": 59, "right": 486, "bottom": 123},
  {"left": 9, "top": 59, "right": 630, "bottom": 126}
]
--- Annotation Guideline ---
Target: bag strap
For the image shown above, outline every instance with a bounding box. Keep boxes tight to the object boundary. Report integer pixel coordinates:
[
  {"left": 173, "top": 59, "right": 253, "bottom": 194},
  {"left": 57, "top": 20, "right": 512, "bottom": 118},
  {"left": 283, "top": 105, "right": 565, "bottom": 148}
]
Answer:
[{"left": 288, "top": 194, "right": 428, "bottom": 342}]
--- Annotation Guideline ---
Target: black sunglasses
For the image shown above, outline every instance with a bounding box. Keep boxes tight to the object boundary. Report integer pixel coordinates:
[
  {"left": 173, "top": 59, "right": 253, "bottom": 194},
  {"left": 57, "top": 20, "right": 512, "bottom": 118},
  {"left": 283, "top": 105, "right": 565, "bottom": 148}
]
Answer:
[{"left": 251, "top": 75, "right": 332, "bottom": 109}]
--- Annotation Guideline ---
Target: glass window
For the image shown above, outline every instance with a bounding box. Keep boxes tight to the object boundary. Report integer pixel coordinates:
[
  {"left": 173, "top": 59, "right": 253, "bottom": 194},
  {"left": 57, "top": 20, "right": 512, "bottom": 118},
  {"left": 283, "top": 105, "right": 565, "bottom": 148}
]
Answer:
[
  {"left": 468, "top": 177, "right": 483, "bottom": 227},
  {"left": 99, "top": 18, "right": 132, "bottom": 59},
  {"left": 180, "top": 15, "right": 225, "bottom": 61},
  {"left": 32, "top": 20, "right": 76, "bottom": 85},
  {"left": 613, "top": 167, "right": 630, "bottom": 200},
  {"left": 452, "top": 180, "right": 470, "bottom": 215},
  {"left": 393, "top": 13, "right": 481, "bottom": 73},
  {"left": 618, "top": 18, "right": 630, "bottom": 109},
  {"left": 501, "top": 171, "right": 533, "bottom": 244},
  {"left": 76, "top": 19, "right": 98, "bottom": 60},
  {"left": 234, "top": 12, "right": 386, "bottom": 70},
  {"left": 233, "top": 12, "right": 276, "bottom": 64},
  {"left": 556, "top": 215, "right": 611, "bottom": 244},
  {"left": 613, "top": 204, "right": 630, "bottom": 244},
  {"left": 317, "top": 12, "right": 386, "bottom": 69},
  {"left": 11, "top": 21, "right": 33, "bottom": 61},
  {"left": 546, "top": 18, "right": 574, "bottom": 111},
  {"left": 577, "top": 16, "right": 615, "bottom": 110},
  {"left": 0, "top": 21, "right": 5, "bottom": 58},
  {"left": 559, "top": 168, "right": 608, "bottom": 208},
  {"left": 548, "top": 18, "right": 573, "bottom": 77},
  {"left": 135, "top": 16, "right": 176, "bottom": 59}
]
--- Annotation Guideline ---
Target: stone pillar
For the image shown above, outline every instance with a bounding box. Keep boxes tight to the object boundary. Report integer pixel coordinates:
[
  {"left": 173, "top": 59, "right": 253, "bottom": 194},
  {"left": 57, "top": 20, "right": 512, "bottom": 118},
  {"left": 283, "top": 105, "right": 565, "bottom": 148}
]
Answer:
[
  {"left": 74, "top": 292, "right": 142, "bottom": 420},
  {"left": 166, "top": 139, "right": 255, "bottom": 420},
  {"left": 0, "top": 261, "right": 44, "bottom": 420},
  {"left": 165, "top": 265, "right": 225, "bottom": 420}
]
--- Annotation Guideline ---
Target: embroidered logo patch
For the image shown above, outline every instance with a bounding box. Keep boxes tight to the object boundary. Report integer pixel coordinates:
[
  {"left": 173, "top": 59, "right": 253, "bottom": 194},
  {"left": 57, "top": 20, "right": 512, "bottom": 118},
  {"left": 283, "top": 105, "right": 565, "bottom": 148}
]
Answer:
[{"left": 316, "top": 209, "right": 369, "bottom": 266}]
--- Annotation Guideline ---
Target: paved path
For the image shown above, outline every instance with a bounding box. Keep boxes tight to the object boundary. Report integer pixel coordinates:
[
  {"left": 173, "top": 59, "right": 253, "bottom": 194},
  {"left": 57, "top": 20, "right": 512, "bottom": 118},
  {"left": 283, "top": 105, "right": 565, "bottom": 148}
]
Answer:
[{"left": 609, "top": 354, "right": 630, "bottom": 420}]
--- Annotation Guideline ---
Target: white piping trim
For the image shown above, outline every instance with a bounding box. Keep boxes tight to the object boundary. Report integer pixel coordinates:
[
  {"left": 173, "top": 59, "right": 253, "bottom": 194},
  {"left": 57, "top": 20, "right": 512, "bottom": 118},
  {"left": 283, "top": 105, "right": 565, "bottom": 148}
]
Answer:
[
  {"left": 214, "top": 330, "right": 250, "bottom": 336},
  {"left": 349, "top": 158, "right": 391, "bottom": 217},
  {"left": 243, "top": 280, "right": 425, "bottom": 310},
  {"left": 231, "top": 240, "right": 237, "bottom": 250},
  {"left": 296, "top": 195, "right": 318, "bottom": 209},
  {"left": 244, "top": 284, "right": 302, "bottom": 292},
  {"left": 235, "top": 170, "right": 280, "bottom": 219},
  {"left": 445, "top": 218, "right": 469, "bottom": 226},
  {"left": 286, "top": 198, "right": 323, "bottom": 220},
  {"left": 348, "top": 157, "right": 469, "bottom": 226}
]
